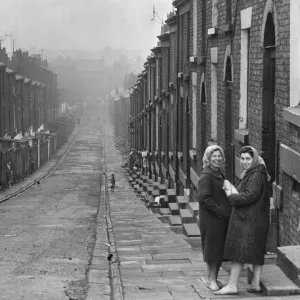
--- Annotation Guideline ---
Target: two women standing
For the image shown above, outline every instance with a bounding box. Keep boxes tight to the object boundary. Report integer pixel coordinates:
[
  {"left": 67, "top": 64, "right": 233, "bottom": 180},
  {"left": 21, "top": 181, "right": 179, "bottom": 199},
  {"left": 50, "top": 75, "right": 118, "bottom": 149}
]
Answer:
[{"left": 198, "top": 145, "right": 270, "bottom": 295}]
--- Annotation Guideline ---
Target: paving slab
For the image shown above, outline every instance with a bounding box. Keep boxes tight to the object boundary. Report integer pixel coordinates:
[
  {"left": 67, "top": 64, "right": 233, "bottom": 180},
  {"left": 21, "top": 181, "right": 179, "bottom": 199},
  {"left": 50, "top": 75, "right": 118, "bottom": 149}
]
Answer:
[
  {"left": 183, "top": 223, "right": 201, "bottom": 237},
  {"left": 248, "top": 264, "right": 300, "bottom": 296}
]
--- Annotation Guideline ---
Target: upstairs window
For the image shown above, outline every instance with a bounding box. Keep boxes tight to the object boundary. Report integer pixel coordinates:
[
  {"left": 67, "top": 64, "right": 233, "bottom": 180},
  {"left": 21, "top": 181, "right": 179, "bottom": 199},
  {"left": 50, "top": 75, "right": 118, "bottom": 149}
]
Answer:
[{"left": 226, "top": 0, "right": 232, "bottom": 24}]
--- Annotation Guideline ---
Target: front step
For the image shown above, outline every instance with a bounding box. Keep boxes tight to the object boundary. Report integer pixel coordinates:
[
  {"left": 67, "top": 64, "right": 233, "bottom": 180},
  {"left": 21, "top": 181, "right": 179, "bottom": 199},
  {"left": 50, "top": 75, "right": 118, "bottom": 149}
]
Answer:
[
  {"left": 183, "top": 223, "right": 200, "bottom": 237},
  {"left": 146, "top": 186, "right": 154, "bottom": 195},
  {"left": 158, "top": 184, "right": 167, "bottom": 195},
  {"left": 187, "top": 202, "right": 199, "bottom": 218},
  {"left": 157, "top": 215, "right": 170, "bottom": 224},
  {"left": 277, "top": 245, "right": 300, "bottom": 287},
  {"left": 247, "top": 265, "right": 300, "bottom": 296},
  {"left": 146, "top": 178, "right": 154, "bottom": 184},
  {"left": 167, "top": 189, "right": 177, "bottom": 203},
  {"left": 179, "top": 209, "right": 194, "bottom": 223},
  {"left": 169, "top": 215, "right": 182, "bottom": 226},
  {"left": 152, "top": 182, "right": 160, "bottom": 190},
  {"left": 152, "top": 190, "right": 159, "bottom": 197},
  {"left": 177, "top": 196, "right": 188, "bottom": 209},
  {"left": 159, "top": 208, "right": 171, "bottom": 215},
  {"left": 168, "top": 203, "right": 179, "bottom": 215},
  {"left": 136, "top": 171, "right": 142, "bottom": 177},
  {"left": 135, "top": 187, "right": 143, "bottom": 194},
  {"left": 170, "top": 225, "right": 183, "bottom": 234},
  {"left": 140, "top": 175, "right": 148, "bottom": 182}
]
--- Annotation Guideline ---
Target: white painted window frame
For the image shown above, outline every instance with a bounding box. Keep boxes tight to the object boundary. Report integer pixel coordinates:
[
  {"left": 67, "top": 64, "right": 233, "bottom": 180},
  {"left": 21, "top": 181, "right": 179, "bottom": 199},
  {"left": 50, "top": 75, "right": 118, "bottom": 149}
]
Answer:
[
  {"left": 239, "top": 7, "right": 252, "bottom": 129},
  {"left": 210, "top": 47, "right": 218, "bottom": 141}
]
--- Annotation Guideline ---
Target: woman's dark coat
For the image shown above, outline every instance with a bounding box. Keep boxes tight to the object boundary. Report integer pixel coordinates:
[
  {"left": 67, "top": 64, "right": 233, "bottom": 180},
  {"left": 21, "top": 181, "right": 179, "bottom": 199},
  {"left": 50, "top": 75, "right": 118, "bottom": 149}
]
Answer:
[
  {"left": 223, "top": 164, "right": 270, "bottom": 265},
  {"left": 198, "top": 167, "right": 230, "bottom": 264}
]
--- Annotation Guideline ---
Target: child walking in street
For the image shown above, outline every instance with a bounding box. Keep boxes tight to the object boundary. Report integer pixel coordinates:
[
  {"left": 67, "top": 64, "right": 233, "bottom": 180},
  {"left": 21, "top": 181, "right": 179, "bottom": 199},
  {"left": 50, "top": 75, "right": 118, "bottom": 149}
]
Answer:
[{"left": 110, "top": 174, "right": 116, "bottom": 192}]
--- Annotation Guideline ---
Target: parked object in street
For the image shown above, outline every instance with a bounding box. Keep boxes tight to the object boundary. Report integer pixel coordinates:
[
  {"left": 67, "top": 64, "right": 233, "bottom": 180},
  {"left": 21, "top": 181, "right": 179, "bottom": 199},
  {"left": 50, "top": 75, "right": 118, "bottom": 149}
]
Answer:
[
  {"left": 5, "top": 161, "right": 13, "bottom": 188},
  {"left": 198, "top": 145, "right": 230, "bottom": 292},
  {"left": 110, "top": 174, "right": 116, "bottom": 192},
  {"left": 141, "top": 148, "right": 148, "bottom": 174},
  {"left": 216, "top": 146, "right": 271, "bottom": 295}
]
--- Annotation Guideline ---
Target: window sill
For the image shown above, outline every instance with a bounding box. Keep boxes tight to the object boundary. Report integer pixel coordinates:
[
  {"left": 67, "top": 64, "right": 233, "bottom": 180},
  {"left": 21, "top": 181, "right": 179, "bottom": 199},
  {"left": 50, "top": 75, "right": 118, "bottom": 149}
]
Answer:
[
  {"left": 189, "top": 149, "right": 197, "bottom": 161},
  {"left": 234, "top": 128, "right": 249, "bottom": 144},
  {"left": 283, "top": 106, "right": 300, "bottom": 128},
  {"left": 208, "top": 27, "right": 218, "bottom": 36},
  {"left": 177, "top": 151, "right": 183, "bottom": 162}
]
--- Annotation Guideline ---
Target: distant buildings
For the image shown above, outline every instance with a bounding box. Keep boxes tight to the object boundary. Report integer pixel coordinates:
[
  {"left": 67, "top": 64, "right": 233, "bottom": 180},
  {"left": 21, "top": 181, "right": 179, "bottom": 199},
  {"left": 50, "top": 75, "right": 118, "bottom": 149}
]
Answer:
[{"left": 0, "top": 49, "right": 61, "bottom": 138}]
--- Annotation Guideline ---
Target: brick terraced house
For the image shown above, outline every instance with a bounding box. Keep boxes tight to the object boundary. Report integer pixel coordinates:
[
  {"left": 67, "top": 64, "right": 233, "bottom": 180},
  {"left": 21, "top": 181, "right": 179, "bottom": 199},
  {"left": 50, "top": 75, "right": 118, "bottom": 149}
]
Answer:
[{"left": 113, "top": 0, "right": 300, "bottom": 254}]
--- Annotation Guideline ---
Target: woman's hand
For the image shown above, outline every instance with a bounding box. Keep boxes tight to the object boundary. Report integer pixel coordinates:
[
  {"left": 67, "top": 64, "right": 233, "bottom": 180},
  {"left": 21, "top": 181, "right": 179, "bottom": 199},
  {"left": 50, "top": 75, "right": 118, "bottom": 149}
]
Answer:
[
  {"left": 223, "top": 179, "right": 239, "bottom": 197},
  {"left": 224, "top": 188, "right": 232, "bottom": 197}
]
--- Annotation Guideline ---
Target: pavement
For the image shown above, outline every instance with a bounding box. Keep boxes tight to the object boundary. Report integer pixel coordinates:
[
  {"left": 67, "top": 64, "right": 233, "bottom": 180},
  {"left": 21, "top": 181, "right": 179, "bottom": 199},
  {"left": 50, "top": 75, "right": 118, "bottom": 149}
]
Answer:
[
  {"left": 1, "top": 110, "right": 300, "bottom": 300},
  {"left": 95, "top": 118, "right": 300, "bottom": 300}
]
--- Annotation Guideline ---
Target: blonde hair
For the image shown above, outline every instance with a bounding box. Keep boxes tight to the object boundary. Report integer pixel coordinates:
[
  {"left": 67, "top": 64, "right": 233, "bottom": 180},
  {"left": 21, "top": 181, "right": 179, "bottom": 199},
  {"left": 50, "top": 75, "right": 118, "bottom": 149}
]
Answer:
[{"left": 202, "top": 145, "right": 225, "bottom": 168}]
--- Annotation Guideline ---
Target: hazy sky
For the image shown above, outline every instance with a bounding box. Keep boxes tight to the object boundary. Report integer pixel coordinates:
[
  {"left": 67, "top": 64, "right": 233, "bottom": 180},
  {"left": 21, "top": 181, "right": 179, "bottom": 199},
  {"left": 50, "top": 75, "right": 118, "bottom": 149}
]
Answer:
[{"left": 0, "top": 0, "right": 173, "bottom": 57}]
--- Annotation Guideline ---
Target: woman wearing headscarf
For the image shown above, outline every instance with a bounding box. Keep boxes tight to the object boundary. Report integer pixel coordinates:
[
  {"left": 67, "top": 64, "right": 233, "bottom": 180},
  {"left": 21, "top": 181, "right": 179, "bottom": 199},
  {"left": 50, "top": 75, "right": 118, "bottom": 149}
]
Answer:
[
  {"left": 198, "top": 145, "right": 231, "bottom": 291},
  {"left": 215, "top": 146, "right": 270, "bottom": 295}
]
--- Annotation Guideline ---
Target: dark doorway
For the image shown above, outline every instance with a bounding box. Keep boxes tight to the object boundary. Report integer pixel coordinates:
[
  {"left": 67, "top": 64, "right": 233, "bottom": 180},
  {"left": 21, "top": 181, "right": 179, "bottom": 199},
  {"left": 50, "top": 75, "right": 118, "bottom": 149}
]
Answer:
[
  {"left": 262, "top": 12, "right": 276, "bottom": 183},
  {"left": 200, "top": 82, "right": 207, "bottom": 160},
  {"left": 224, "top": 56, "right": 233, "bottom": 182}
]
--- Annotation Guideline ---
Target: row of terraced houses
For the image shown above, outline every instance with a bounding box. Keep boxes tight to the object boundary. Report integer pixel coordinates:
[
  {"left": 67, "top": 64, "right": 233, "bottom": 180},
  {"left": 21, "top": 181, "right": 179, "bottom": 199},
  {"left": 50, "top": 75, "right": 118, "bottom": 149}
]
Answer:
[
  {"left": 111, "top": 0, "right": 300, "bottom": 247},
  {"left": 0, "top": 48, "right": 79, "bottom": 189}
]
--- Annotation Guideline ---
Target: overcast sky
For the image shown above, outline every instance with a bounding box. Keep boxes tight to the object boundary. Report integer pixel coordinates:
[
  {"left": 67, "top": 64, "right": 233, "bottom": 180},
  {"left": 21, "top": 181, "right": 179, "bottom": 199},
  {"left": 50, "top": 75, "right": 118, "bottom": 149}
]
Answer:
[{"left": 0, "top": 0, "right": 174, "bottom": 58}]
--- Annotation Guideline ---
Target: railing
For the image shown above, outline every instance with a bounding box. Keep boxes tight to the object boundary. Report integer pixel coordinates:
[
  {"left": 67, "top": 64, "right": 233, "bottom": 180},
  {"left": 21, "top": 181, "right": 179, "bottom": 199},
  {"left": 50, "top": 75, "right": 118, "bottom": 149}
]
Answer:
[{"left": 0, "top": 113, "right": 76, "bottom": 189}]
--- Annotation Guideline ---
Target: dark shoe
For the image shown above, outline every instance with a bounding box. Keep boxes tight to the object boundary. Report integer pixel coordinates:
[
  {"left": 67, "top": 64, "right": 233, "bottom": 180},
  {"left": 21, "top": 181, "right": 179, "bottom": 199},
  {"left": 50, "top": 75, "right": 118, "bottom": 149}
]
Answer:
[{"left": 247, "top": 287, "right": 262, "bottom": 293}]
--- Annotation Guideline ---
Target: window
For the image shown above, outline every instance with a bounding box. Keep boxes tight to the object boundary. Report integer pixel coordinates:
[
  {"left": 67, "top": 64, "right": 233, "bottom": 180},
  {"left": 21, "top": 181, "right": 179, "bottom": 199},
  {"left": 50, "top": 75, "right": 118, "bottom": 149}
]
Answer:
[
  {"left": 226, "top": 0, "right": 232, "bottom": 24},
  {"left": 239, "top": 28, "right": 250, "bottom": 129},
  {"left": 211, "top": 63, "right": 218, "bottom": 140},
  {"left": 239, "top": 7, "right": 252, "bottom": 130},
  {"left": 212, "top": 0, "right": 218, "bottom": 28}
]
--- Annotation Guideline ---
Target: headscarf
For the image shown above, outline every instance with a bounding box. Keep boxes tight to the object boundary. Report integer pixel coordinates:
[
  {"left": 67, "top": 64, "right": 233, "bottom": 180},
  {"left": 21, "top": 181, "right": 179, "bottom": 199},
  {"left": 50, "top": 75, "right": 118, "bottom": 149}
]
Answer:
[
  {"left": 240, "top": 146, "right": 271, "bottom": 181},
  {"left": 202, "top": 145, "right": 225, "bottom": 169}
]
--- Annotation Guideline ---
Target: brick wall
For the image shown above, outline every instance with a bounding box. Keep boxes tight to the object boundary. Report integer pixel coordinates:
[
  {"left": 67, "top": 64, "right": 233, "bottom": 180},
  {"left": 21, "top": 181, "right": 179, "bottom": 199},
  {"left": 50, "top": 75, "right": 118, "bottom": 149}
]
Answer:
[{"left": 124, "top": 0, "right": 300, "bottom": 246}]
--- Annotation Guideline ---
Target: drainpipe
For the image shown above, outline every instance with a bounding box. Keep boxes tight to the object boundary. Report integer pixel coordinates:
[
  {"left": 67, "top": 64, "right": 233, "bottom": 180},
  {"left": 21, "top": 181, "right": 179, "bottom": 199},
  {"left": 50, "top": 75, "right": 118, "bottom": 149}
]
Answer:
[
  {"left": 175, "top": 10, "right": 180, "bottom": 195},
  {"left": 148, "top": 66, "right": 152, "bottom": 179},
  {"left": 186, "top": 11, "right": 191, "bottom": 189},
  {"left": 166, "top": 46, "right": 171, "bottom": 187},
  {"left": 275, "top": 139, "right": 281, "bottom": 247}
]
